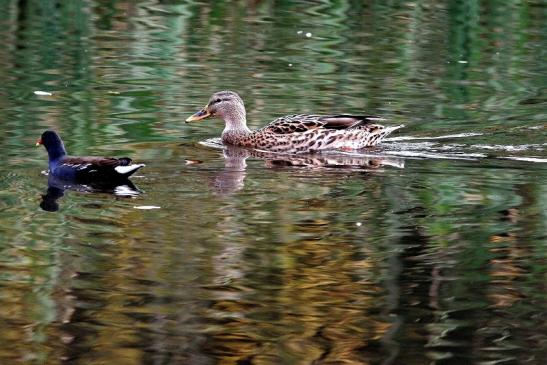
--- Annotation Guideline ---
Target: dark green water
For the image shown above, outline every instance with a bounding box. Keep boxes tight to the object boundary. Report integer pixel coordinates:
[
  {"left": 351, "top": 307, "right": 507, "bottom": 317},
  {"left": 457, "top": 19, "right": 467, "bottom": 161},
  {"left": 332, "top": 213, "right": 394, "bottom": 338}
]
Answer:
[{"left": 0, "top": 1, "right": 546, "bottom": 364}]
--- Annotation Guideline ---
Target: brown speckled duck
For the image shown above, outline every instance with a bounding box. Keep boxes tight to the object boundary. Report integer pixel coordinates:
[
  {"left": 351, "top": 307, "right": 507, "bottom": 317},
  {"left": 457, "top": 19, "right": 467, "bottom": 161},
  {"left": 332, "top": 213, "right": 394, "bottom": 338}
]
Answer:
[{"left": 186, "top": 91, "right": 403, "bottom": 153}]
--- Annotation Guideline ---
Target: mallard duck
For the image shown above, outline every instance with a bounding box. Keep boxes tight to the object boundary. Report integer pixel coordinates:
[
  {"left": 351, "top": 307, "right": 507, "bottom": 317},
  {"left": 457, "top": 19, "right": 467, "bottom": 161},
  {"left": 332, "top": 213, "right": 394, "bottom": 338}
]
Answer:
[
  {"left": 36, "top": 130, "right": 145, "bottom": 182},
  {"left": 186, "top": 91, "right": 403, "bottom": 153}
]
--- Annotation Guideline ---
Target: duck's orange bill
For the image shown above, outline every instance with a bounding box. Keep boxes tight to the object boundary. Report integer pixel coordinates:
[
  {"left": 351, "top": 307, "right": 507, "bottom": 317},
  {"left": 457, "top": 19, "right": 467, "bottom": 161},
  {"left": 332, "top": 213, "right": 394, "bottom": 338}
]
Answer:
[
  {"left": 185, "top": 107, "right": 211, "bottom": 122},
  {"left": 35, "top": 138, "right": 43, "bottom": 146}
]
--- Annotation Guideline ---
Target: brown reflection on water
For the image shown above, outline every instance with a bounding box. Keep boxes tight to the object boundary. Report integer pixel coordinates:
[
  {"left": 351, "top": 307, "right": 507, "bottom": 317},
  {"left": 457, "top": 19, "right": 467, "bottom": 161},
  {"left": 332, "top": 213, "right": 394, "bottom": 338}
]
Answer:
[
  {"left": 488, "top": 231, "right": 526, "bottom": 309},
  {"left": 200, "top": 218, "right": 392, "bottom": 364}
]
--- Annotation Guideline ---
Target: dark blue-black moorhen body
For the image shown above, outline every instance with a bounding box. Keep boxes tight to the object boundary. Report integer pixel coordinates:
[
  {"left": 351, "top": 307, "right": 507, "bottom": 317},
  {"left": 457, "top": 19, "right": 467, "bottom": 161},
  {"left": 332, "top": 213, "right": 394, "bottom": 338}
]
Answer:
[{"left": 37, "top": 130, "right": 144, "bottom": 182}]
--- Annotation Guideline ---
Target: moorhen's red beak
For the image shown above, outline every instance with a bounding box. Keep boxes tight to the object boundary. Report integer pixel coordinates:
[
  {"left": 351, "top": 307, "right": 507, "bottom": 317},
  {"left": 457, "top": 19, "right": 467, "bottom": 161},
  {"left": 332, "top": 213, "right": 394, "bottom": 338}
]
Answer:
[{"left": 35, "top": 138, "right": 43, "bottom": 146}]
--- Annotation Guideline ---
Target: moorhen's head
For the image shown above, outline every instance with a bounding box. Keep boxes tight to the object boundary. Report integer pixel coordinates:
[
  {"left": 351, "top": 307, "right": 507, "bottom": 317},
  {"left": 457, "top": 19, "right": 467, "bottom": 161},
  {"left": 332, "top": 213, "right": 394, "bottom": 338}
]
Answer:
[{"left": 36, "top": 130, "right": 67, "bottom": 160}]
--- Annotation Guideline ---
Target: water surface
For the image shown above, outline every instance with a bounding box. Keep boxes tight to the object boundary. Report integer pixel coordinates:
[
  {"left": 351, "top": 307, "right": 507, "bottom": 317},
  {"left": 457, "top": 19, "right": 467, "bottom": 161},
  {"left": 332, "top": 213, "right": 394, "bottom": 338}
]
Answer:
[{"left": 0, "top": 1, "right": 546, "bottom": 364}]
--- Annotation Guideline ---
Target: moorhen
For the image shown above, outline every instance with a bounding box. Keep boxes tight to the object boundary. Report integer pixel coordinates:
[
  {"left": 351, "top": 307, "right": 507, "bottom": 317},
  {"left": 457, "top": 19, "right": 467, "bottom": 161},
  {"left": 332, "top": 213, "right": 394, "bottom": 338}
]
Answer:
[{"left": 36, "top": 130, "right": 144, "bottom": 182}]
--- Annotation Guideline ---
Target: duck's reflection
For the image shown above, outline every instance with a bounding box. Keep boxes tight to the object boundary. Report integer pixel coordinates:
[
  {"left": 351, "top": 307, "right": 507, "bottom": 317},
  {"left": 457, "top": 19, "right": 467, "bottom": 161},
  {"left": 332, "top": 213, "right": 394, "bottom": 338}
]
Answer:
[
  {"left": 212, "top": 145, "right": 405, "bottom": 195},
  {"left": 40, "top": 175, "right": 140, "bottom": 212},
  {"left": 211, "top": 146, "right": 249, "bottom": 194}
]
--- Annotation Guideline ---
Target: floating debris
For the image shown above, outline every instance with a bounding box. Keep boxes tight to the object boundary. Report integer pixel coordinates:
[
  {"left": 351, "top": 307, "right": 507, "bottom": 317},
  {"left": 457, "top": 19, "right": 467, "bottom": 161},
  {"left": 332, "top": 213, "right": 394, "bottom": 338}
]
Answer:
[
  {"left": 133, "top": 205, "right": 161, "bottom": 210},
  {"left": 34, "top": 90, "right": 52, "bottom": 96},
  {"left": 297, "top": 31, "right": 312, "bottom": 38},
  {"left": 458, "top": 60, "right": 468, "bottom": 64},
  {"left": 185, "top": 159, "right": 203, "bottom": 165}
]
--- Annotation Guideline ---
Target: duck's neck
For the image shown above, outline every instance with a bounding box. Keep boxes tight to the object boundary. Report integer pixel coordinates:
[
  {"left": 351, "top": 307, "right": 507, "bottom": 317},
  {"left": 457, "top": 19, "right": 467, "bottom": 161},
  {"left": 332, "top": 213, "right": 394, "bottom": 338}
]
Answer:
[{"left": 221, "top": 108, "right": 251, "bottom": 144}]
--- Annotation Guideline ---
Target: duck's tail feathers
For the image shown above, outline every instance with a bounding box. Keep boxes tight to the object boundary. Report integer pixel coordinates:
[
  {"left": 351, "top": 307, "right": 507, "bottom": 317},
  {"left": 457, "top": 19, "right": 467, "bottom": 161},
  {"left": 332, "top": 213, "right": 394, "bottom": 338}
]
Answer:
[
  {"left": 382, "top": 124, "right": 405, "bottom": 136},
  {"left": 372, "top": 124, "right": 404, "bottom": 145},
  {"left": 114, "top": 164, "right": 145, "bottom": 177}
]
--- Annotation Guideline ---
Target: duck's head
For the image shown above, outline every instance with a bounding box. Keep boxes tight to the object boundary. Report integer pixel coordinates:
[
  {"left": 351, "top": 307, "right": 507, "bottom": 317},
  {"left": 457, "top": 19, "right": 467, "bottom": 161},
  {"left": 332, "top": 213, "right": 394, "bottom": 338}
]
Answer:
[
  {"left": 36, "top": 130, "right": 66, "bottom": 160},
  {"left": 186, "top": 91, "right": 246, "bottom": 125}
]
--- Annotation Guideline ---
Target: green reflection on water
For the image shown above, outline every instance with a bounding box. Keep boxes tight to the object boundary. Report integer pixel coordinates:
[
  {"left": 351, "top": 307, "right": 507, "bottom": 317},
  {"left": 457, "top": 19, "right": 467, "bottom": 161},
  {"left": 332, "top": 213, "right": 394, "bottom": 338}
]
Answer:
[{"left": 0, "top": 0, "right": 545, "bottom": 364}]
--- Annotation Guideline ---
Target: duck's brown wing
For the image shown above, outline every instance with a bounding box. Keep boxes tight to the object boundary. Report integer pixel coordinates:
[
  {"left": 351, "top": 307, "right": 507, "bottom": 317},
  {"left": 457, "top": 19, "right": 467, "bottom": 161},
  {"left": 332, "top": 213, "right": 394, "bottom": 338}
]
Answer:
[{"left": 261, "top": 114, "right": 385, "bottom": 134}]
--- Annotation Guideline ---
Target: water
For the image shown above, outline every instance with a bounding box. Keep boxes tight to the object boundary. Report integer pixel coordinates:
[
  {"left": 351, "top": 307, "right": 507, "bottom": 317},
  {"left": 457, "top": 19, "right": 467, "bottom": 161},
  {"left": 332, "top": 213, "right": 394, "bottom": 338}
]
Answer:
[{"left": 0, "top": 1, "right": 546, "bottom": 364}]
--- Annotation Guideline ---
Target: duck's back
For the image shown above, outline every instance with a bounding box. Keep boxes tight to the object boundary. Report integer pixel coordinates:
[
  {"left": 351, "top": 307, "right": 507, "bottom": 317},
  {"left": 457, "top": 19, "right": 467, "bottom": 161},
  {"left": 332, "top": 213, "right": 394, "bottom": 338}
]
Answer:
[{"left": 229, "top": 114, "right": 400, "bottom": 153}]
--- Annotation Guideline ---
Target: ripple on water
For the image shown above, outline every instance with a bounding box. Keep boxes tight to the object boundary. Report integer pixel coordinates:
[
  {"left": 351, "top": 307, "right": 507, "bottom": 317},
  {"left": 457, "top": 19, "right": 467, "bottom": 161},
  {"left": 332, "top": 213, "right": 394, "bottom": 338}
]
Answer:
[
  {"left": 501, "top": 156, "right": 547, "bottom": 163},
  {"left": 381, "top": 131, "right": 546, "bottom": 162}
]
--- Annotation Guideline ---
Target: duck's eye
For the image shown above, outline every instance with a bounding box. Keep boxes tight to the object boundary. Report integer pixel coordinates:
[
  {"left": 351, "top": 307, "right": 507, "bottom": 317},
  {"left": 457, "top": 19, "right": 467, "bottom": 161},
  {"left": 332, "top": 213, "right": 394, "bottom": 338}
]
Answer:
[{"left": 215, "top": 98, "right": 222, "bottom": 104}]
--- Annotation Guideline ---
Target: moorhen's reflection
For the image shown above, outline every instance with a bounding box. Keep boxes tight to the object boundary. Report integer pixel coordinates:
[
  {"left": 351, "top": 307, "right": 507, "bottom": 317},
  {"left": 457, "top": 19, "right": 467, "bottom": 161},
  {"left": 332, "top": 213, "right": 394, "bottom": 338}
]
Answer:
[
  {"left": 40, "top": 183, "right": 65, "bottom": 212},
  {"left": 40, "top": 175, "right": 140, "bottom": 212},
  {"left": 212, "top": 144, "right": 405, "bottom": 195}
]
